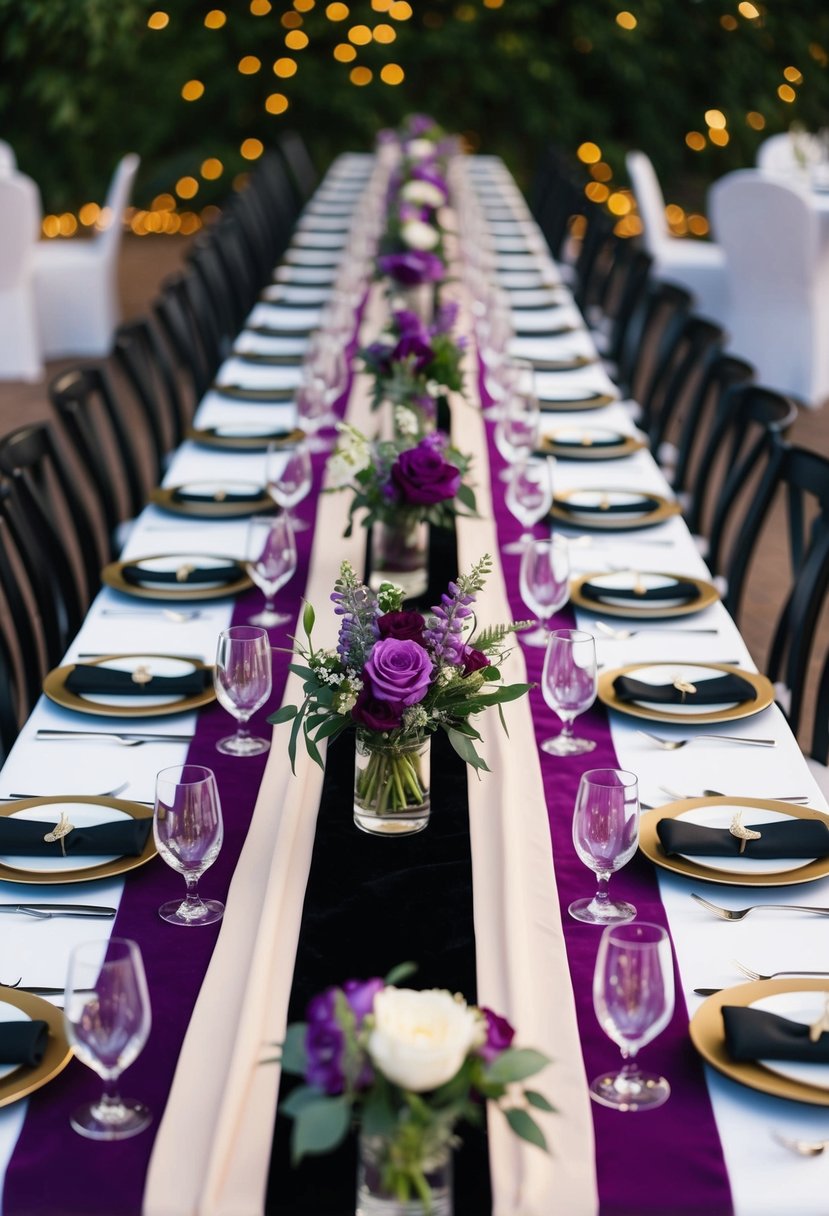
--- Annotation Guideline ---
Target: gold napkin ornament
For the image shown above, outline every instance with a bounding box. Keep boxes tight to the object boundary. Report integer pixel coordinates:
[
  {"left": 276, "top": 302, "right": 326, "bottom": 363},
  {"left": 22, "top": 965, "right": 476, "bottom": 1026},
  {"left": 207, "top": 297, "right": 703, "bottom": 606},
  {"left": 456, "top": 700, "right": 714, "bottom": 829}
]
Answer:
[
  {"left": 728, "top": 809, "right": 762, "bottom": 855},
  {"left": 43, "top": 812, "right": 75, "bottom": 857},
  {"left": 809, "top": 996, "right": 829, "bottom": 1043},
  {"left": 673, "top": 674, "right": 698, "bottom": 703}
]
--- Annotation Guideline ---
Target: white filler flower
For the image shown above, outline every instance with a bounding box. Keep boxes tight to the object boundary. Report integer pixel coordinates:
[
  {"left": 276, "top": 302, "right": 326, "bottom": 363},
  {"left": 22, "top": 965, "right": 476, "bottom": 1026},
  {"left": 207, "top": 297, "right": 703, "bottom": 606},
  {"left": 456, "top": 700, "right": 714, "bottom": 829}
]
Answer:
[
  {"left": 400, "top": 219, "right": 440, "bottom": 251},
  {"left": 400, "top": 180, "right": 446, "bottom": 209},
  {"left": 369, "top": 987, "right": 483, "bottom": 1092}
]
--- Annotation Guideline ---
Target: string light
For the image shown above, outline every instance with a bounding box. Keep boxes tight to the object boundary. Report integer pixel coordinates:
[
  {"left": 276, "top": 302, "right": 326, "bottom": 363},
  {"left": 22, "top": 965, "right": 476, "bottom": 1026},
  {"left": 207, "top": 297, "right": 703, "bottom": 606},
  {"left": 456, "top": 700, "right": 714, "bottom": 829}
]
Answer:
[
  {"left": 204, "top": 9, "right": 227, "bottom": 28},
  {"left": 348, "top": 24, "right": 372, "bottom": 43},
  {"left": 265, "top": 92, "right": 290, "bottom": 112},
  {"left": 777, "top": 84, "right": 796, "bottom": 103},
  {"left": 250, "top": 0, "right": 272, "bottom": 12},
  {"left": 380, "top": 63, "right": 404, "bottom": 84},
  {"left": 200, "top": 159, "right": 224, "bottom": 180},
  {"left": 746, "top": 111, "right": 766, "bottom": 130},
  {"left": 686, "top": 131, "right": 706, "bottom": 150},
  {"left": 783, "top": 66, "right": 803, "bottom": 84},
  {"left": 334, "top": 43, "right": 357, "bottom": 60},
  {"left": 273, "top": 57, "right": 298, "bottom": 76},
  {"left": 373, "top": 23, "right": 396, "bottom": 41},
  {"left": 238, "top": 55, "right": 261, "bottom": 73},
  {"left": 175, "top": 176, "right": 199, "bottom": 199},
  {"left": 241, "top": 138, "right": 264, "bottom": 159},
  {"left": 616, "top": 11, "right": 637, "bottom": 30},
  {"left": 181, "top": 80, "right": 205, "bottom": 101},
  {"left": 285, "top": 29, "right": 309, "bottom": 48},
  {"left": 147, "top": 11, "right": 169, "bottom": 29},
  {"left": 349, "top": 65, "right": 373, "bottom": 84},
  {"left": 577, "top": 142, "right": 601, "bottom": 164},
  {"left": 326, "top": 2, "right": 349, "bottom": 18}
]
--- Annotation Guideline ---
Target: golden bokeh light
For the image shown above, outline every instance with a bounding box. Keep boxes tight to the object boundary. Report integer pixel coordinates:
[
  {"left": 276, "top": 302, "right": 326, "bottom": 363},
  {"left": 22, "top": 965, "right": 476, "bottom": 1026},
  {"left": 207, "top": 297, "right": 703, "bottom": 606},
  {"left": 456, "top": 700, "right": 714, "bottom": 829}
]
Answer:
[
  {"left": 241, "top": 138, "right": 265, "bottom": 160},
  {"left": 809, "top": 42, "right": 829, "bottom": 66},
  {"left": 483, "top": 0, "right": 505, "bottom": 8},
  {"left": 783, "top": 66, "right": 803, "bottom": 84},
  {"left": 150, "top": 193, "right": 176, "bottom": 211},
  {"left": 201, "top": 205, "right": 222, "bottom": 225},
  {"left": 42, "top": 215, "right": 60, "bottom": 239},
  {"left": 294, "top": 0, "right": 315, "bottom": 9},
  {"left": 79, "top": 202, "right": 101, "bottom": 226},
  {"left": 615, "top": 11, "right": 637, "bottom": 30},
  {"left": 688, "top": 214, "right": 710, "bottom": 237},
  {"left": 607, "top": 191, "right": 633, "bottom": 216},
  {"left": 389, "top": 1, "right": 412, "bottom": 18},
  {"left": 350, "top": 65, "right": 373, "bottom": 85},
  {"left": 746, "top": 111, "right": 766, "bottom": 130},
  {"left": 720, "top": 14, "right": 738, "bottom": 29},
  {"left": 615, "top": 215, "right": 643, "bottom": 238},
  {"left": 334, "top": 43, "right": 357, "bottom": 60},
  {"left": 371, "top": 0, "right": 391, "bottom": 8},
  {"left": 737, "top": 1, "right": 760, "bottom": 17},
  {"left": 273, "top": 57, "right": 298, "bottom": 76},
  {"left": 577, "top": 141, "right": 601, "bottom": 164},
  {"left": 238, "top": 55, "right": 261, "bottom": 73},
  {"left": 585, "top": 182, "right": 609, "bottom": 204},
  {"left": 147, "top": 11, "right": 169, "bottom": 29},
  {"left": 380, "top": 63, "right": 404, "bottom": 84},
  {"left": 590, "top": 161, "right": 613, "bottom": 182},
  {"left": 704, "top": 109, "right": 726, "bottom": 129},
  {"left": 348, "top": 24, "right": 372, "bottom": 43},
  {"left": 265, "top": 92, "right": 290, "bottom": 113},
  {"left": 685, "top": 130, "right": 706, "bottom": 150},
  {"left": 175, "top": 176, "right": 199, "bottom": 200},
  {"left": 282, "top": 11, "right": 302, "bottom": 26},
  {"left": 285, "top": 29, "right": 309, "bottom": 47},
  {"left": 179, "top": 213, "right": 202, "bottom": 236},
  {"left": 326, "top": 2, "right": 349, "bottom": 18},
  {"left": 665, "top": 203, "right": 684, "bottom": 225},
  {"left": 251, "top": 0, "right": 272, "bottom": 12},
  {"left": 708, "top": 127, "right": 730, "bottom": 145},
  {"left": 373, "top": 22, "right": 396, "bottom": 41},
  {"left": 778, "top": 84, "right": 796, "bottom": 103},
  {"left": 204, "top": 9, "right": 227, "bottom": 28},
  {"left": 201, "top": 158, "right": 224, "bottom": 180},
  {"left": 181, "top": 80, "right": 205, "bottom": 101}
]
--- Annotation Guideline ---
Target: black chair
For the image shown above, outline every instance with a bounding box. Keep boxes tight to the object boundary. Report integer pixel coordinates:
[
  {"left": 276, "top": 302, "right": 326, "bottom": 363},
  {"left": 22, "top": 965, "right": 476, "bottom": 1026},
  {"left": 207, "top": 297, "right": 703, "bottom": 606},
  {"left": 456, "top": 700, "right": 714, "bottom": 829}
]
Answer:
[
  {"left": 639, "top": 313, "right": 726, "bottom": 456},
  {"left": 0, "top": 493, "right": 51, "bottom": 722},
  {"left": 276, "top": 132, "right": 318, "bottom": 206},
  {"left": 811, "top": 649, "right": 829, "bottom": 768},
  {"left": 114, "top": 316, "right": 190, "bottom": 480},
  {"left": 154, "top": 272, "right": 216, "bottom": 402},
  {"left": 672, "top": 351, "right": 755, "bottom": 500},
  {"left": 614, "top": 280, "right": 693, "bottom": 406},
  {"left": 592, "top": 243, "right": 653, "bottom": 373},
  {"left": 572, "top": 206, "right": 616, "bottom": 316}
]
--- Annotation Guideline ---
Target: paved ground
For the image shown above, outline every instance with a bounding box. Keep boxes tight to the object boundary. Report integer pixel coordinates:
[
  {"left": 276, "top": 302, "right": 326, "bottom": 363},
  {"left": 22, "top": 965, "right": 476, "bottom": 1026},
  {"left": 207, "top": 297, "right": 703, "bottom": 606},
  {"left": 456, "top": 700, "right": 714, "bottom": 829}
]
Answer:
[{"left": 1, "top": 233, "right": 827, "bottom": 757}]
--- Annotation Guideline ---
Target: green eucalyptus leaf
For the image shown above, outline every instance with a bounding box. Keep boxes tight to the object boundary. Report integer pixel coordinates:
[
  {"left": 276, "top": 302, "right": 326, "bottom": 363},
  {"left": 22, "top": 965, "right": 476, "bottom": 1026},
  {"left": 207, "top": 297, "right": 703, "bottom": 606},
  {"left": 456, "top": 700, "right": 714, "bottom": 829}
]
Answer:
[
  {"left": 268, "top": 705, "right": 297, "bottom": 725},
  {"left": 525, "top": 1089, "right": 556, "bottom": 1113},
  {"left": 279, "top": 1023, "right": 308, "bottom": 1075},
  {"left": 280, "top": 1084, "right": 320, "bottom": 1119},
  {"left": 291, "top": 1095, "right": 352, "bottom": 1164},
  {"left": 384, "top": 960, "right": 418, "bottom": 985},
  {"left": 504, "top": 1107, "right": 548, "bottom": 1152},
  {"left": 485, "top": 1047, "right": 551, "bottom": 1084}
]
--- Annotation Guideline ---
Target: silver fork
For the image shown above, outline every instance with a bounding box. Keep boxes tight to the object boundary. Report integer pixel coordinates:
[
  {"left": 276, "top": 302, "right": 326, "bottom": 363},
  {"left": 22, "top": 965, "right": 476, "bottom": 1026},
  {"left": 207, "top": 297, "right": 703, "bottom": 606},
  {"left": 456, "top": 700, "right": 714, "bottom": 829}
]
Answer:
[
  {"left": 691, "top": 892, "right": 829, "bottom": 921},
  {"left": 733, "top": 959, "right": 829, "bottom": 982},
  {"left": 596, "top": 622, "right": 718, "bottom": 641},
  {"left": 35, "top": 730, "right": 194, "bottom": 747},
  {"left": 0, "top": 781, "right": 130, "bottom": 800},
  {"left": 100, "top": 609, "right": 205, "bottom": 623},
  {"left": 637, "top": 730, "right": 777, "bottom": 749},
  {"left": 773, "top": 1131, "right": 829, "bottom": 1158},
  {"left": 659, "top": 785, "right": 809, "bottom": 804}
]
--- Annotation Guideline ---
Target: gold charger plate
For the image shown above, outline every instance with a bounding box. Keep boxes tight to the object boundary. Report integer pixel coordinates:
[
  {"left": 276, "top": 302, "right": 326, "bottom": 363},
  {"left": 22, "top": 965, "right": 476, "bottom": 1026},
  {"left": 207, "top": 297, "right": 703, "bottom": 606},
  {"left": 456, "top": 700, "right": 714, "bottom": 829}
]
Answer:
[
  {"left": 150, "top": 483, "right": 273, "bottom": 519},
  {"left": 571, "top": 571, "right": 720, "bottom": 619},
  {"left": 551, "top": 489, "right": 680, "bottom": 530},
  {"left": 102, "top": 553, "right": 252, "bottom": 602},
  {"left": 0, "top": 795, "right": 155, "bottom": 885},
  {"left": 539, "top": 392, "right": 616, "bottom": 412},
  {"left": 690, "top": 980, "right": 829, "bottom": 1106},
  {"left": 186, "top": 425, "right": 304, "bottom": 453},
  {"left": 640, "top": 797, "right": 829, "bottom": 887},
  {"left": 537, "top": 433, "right": 647, "bottom": 461},
  {"left": 210, "top": 383, "right": 297, "bottom": 402},
  {"left": 0, "top": 989, "right": 72, "bottom": 1107},
  {"left": 43, "top": 653, "right": 215, "bottom": 718},
  {"left": 598, "top": 661, "right": 775, "bottom": 724}
]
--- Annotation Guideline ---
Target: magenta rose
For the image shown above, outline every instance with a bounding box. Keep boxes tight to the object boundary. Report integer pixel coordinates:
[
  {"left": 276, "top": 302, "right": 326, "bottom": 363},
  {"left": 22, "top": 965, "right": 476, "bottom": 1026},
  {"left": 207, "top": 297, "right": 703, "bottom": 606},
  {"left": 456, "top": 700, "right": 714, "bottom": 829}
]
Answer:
[
  {"left": 352, "top": 687, "right": 404, "bottom": 732},
  {"left": 377, "top": 610, "right": 426, "bottom": 644},
  {"left": 378, "top": 250, "right": 445, "bottom": 286},
  {"left": 461, "top": 646, "right": 489, "bottom": 676},
  {"left": 364, "top": 637, "right": 433, "bottom": 706},
  {"left": 391, "top": 439, "right": 461, "bottom": 506},
  {"left": 478, "top": 1007, "right": 516, "bottom": 1064},
  {"left": 392, "top": 332, "right": 434, "bottom": 373}
]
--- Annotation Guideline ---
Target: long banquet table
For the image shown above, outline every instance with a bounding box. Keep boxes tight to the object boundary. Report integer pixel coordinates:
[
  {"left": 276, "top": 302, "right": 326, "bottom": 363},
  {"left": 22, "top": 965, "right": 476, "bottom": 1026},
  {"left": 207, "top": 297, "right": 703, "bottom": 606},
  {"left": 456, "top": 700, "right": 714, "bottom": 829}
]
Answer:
[{"left": 0, "top": 148, "right": 827, "bottom": 1216}]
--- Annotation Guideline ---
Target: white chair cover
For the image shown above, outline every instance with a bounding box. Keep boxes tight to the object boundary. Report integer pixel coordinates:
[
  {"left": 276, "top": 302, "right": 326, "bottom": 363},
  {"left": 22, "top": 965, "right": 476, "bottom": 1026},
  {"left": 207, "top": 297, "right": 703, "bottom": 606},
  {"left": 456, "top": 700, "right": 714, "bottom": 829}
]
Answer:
[
  {"left": 708, "top": 168, "right": 829, "bottom": 405},
  {"left": 756, "top": 131, "right": 822, "bottom": 178},
  {"left": 626, "top": 149, "right": 728, "bottom": 323},
  {"left": 0, "top": 175, "right": 42, "bottom": 380},
  {"left": 33, "top": 152, "right": 139, "bottom": 358},
  {"left": 0, "top": 142, "right": 17, "bottom": 176}
]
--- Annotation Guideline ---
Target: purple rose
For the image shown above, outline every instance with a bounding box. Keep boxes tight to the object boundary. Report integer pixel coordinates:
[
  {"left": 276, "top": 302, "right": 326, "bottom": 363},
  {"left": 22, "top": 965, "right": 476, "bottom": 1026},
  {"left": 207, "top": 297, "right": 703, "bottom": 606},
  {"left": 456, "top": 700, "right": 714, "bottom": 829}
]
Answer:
[
  {"left": 478, "top": 1007, "right": 516, "bottom": 1064},
  {"left": 391, "top": 439, "right": 461, "bottom": 505},
  {"left": 378, "top": 250, "right": 445, "bottom": 286},
  {"left": 393, "top": 309, "right": 429, "bottom": 339},
  {"left": 363, "top": 339, "right": 393, "bottom": 376},
  {"left": 392, "top": 332, "right": 434, "bottom": 373},
  {"left": 412, "top": 163, "right": 449, "bottom": 200},
  {"left": 378, "top": 610, "right": 426, "bottom": 644},
  {"left": 461, "top": 646, "right": 489, "bottom": 676},
  {"left": 343, "top": 976, "right": 384, "bottom": 1020},
  {"left": 364, "top": 637, "right": 433, "bottom": 706},
  {"left": 352, "top": 687, "right": 404, "bottom": 732}
]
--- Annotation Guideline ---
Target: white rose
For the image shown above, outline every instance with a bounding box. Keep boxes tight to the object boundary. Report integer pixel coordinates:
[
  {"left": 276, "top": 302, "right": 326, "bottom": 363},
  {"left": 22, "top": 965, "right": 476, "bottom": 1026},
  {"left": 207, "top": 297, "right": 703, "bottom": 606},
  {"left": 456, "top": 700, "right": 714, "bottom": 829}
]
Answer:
[
  {"left": 368, "top": 987, "right": 482, "bottom": 1092},
  {"left": 400, "top": 180, "right": 445, "bottom": 209},
  {"left": 401, "top": 219, "right": 440, "bottom": 251},
  {"left": 328, "top": 424, "right": 371, "bottom": 485},
  {"left": 407, "top": 138, "right": 436, "bottom": 160}
]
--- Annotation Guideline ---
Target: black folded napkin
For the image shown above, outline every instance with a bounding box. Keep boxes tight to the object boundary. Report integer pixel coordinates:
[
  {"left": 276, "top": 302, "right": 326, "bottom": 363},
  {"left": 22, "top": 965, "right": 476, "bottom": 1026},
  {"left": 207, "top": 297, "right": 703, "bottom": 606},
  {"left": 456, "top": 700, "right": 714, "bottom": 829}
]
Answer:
[
  {"left": 540, "top": 393, "right": 611, "bottom": 410},
  {"left": 0, "top": 815, "right": 152, "bottom": 858},
  {"left": 525, "top": 356, "right": 595, "bottom": 370},
  {"left": 235, "top": 352, "right": 304, "bottom": 367},
  {"left": 0, "top": 1020, "right": 49, "bottom": 1066},
  {"left": 580, "top": 578, "right": 701, "bottom": 605},
  {"left": 723, "top": 1004, "right": 829, "bottom": 1063},
  {"left": 557, "top": 495, "right": 661, "bottom": 515},
  {"left": 243, "top": 323, "right": 315, "bottom": 338},
  {"left": 545, "top": 432, "right": 624, "bottom": 450},
  {"left": 212, "top": 384, "right": 296, "bottom": 402},
  {"left": 657, "top": 816, "right": 829, "bottom": 859},
  {"left": 66, "top": 664, "right": 211, "bottom": 697},
  {"left": 614, "top": 671, "right": 756, "bottom": 706},
  {"left": 170, "top": 485, "right": 265, "bottom": 505},
  {"left": 121, "top": 560, "right": 242, "bottom": 587}
]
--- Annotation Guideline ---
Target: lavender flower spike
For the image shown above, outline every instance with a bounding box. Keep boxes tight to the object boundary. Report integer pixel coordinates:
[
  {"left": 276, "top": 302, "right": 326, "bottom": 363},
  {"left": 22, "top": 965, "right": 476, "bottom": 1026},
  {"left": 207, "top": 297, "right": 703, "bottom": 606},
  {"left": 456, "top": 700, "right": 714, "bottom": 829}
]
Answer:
[
  {"left": 331, "top": 562, "right": 380, "bottom": 668},
  {"left": 423, "top": 579, "right": 476, "bottom": 664}
]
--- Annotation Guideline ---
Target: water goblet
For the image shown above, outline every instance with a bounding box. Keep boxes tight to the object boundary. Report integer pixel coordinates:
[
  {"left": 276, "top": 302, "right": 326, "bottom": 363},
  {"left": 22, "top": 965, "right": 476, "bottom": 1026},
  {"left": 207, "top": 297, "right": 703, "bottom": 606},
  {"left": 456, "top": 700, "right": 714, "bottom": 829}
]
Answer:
[
  {"left": 266, "top": 441, "right": 312, "bottom": 532},
  {"left": 64, "top": 937, "right": 152, "bottom": 1139},
  {"left": 494, "top": 381, "right": 540, "bottom": 476},
  {"left": 519, "top": 535, "right": 570, "bottom": 647},
  {"left": 591, "top": 921, "right": 675, "bottom": 1111},
  {"left": 214, "top": 626, "right": 273, "bottom": 756},
  {"left": 246, "top": 513, "right": 297, "bottom": 628},
  {"left": 154, "top": 765, "right": 224, "bottom": 925},
  {"left": 540, "top": 628, "right": 597, "bottom": 755},
  {"left": 504, "top": 456, "right": 554, "bottom": 554},
  {"left": 569, "top": 769, "right": 639, "bottom": 924}
]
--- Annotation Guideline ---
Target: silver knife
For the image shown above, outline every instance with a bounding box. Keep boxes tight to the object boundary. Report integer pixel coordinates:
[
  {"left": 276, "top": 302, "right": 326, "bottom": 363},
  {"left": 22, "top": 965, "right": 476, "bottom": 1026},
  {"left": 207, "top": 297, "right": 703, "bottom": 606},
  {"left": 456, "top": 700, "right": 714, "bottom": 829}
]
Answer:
[
  {"left": 35, "top": 730, "right": 194, "bottom": 744},
  {"left": 693, "top": 988, "right": 722, "bottom": 996},
  {"left": 0, "top": 904, "right": 116, "bottom": 919}
]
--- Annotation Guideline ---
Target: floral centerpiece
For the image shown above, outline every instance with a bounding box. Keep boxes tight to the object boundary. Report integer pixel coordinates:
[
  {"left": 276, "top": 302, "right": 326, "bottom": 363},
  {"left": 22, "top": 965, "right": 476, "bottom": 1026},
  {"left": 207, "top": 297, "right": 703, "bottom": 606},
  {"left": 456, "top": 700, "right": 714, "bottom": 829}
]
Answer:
[
  {"left": 361, "top": 303, "right": 464, "bottom": 424},
  {"left": 269, "top": 555, "right": 530, "bottom": 835},
  {"left": 278, "top": 966, "right": 552, "bottom": 1212}
]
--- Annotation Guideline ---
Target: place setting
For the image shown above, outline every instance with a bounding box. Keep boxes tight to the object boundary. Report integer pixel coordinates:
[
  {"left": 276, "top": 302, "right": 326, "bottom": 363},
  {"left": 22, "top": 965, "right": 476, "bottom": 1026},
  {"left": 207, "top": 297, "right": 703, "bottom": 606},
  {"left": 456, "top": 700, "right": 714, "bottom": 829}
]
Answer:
[
  {"left": 551, "top": 487, "right": 681, "bottom": 529},
  {"left": 209, "top": 356, "right": 303, "bottom": 402},
  {"left": 570, "top": 569, "right": 721, "bottom": 618},
  {"left": 597, "top": 659, "right": 775, "bottom": 724},
  {"left": 0, "top": 985, "right": 72, "bottom": 1110},
  {"left": 41, "top": 652, "right": 216, "bottom": 719},
  {"left": 536, "top": 424, "right": 648, "bottom": 461},
  {"left": 101, "top": 552, "right": 253, "bottom": 601},
  {"left": 185, "top": 422, "right": 305, "bottom": 453},
  {"left": 149, "top": 480, "right": 274, "bottom": 520}
]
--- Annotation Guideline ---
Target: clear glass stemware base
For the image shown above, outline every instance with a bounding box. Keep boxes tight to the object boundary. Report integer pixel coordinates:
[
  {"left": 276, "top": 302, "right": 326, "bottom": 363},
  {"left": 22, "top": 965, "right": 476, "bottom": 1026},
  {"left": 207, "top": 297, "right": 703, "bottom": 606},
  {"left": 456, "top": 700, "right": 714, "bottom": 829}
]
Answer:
[
  {"left": 540, "top": 734, "right": 596, "bottom": 756},
  {"left": 568, "top": 894, "right": 636, "bottom": 924},
  {"left": 248, "top": 607, "right": 291, "bottom": 628},
  {"left": 589, "top": 1065, "right": 671, "bottom": 1112},
  {"left": 520, "top": 625, "right": 551, "bottom": 648},
  {"left": 216, "top": 733, "right": 270, "bottom": 757},
  {"left": 159, "top": 895, "right": 224, "bottom": 927},
  {"left": 70, "top": 1095, "right": 152, "bottom": 1140}
]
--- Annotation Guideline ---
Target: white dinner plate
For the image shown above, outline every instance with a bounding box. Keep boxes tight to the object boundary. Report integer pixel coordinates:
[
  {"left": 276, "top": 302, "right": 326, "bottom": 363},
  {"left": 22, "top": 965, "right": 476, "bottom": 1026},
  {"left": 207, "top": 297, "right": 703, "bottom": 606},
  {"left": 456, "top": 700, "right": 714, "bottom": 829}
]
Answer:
[
  {"left": 510, "top": 309, "right": 583, "bottom": 334},
  {"left": 0, "top": 803, "right": 132, "bottom": 874},
  {"left": 616, "top": 662, "right": 741, "bottom": 714},
  {"left": 578, "top": 570, "right": 694, "bottom": 609},
  {"left": 752, "top": 992, "right": 829, "bottom": 1091},
  {"left": 215, "top": 361, "right": 303, "bottom": 389},
  {"left": 249, "top": 304, "right": 322, "bottom": 331},
  {"left": 234, "top": 332, "right": 307, "bottom": 357},
  {"left": 675, "top": 804, "right": 810, "bottom": 876},
  {"left": 555, "top": 489, "right": 661, "bottom": 522},
  {"left": 291, "top": 230, "right": 346, "bottom": 250},
  {"left": 124, "top": 554, "right": 237, "bottom": 591},
  {"left": 0, "top": 1003, "right": 32, "bottom": 1082}
]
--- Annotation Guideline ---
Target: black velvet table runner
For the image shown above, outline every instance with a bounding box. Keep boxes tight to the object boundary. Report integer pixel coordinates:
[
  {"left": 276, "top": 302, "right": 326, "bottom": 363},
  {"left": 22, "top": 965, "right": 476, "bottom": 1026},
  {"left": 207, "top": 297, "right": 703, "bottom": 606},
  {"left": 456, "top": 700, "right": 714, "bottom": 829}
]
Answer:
[{"left": 265, "top": 521, "right": 492, "bottom": 1214}]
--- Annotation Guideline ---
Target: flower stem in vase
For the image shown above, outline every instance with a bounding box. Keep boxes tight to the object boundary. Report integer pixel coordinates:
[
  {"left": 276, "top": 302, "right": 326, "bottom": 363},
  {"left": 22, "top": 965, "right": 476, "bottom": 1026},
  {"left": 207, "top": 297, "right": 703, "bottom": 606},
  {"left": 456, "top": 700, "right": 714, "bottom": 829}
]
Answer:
[{"left": 354, "top": 731, "right": 431, "bottom": 836}]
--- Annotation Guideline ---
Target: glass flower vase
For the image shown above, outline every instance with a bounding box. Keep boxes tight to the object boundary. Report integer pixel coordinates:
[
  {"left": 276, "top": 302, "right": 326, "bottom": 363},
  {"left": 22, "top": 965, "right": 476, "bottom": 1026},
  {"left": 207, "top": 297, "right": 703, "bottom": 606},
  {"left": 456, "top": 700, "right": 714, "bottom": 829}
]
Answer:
[
  {"left": 370, "top": 518, "right": 429, "bottom": 600},
  {"left": 356, "top": 1131, "right": 452, "bottom": 1215},
  {"left": 353, "top": 729, "right": 431, "bottom": 836}
]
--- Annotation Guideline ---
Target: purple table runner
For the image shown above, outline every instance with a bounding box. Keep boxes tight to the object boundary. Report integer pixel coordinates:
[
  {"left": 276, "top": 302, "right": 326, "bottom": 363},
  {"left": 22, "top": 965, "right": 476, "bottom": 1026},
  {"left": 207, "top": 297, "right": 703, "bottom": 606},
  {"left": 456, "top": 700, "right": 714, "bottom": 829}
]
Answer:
[
  {"left": 479, "top": 371, "right": 733, "bottom": 1215},
  {"left": 3, "top": 370, "right": 356, "bottom": 1215}
]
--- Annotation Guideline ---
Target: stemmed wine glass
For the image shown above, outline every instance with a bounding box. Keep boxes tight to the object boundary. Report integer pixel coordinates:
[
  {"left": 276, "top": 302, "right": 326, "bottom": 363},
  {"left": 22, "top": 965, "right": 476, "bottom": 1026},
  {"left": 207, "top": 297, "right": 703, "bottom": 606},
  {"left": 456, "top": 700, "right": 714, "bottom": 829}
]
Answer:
[
  {"left": 494, "top": 373, "right": 539, "bottom": 476},
  {"left": 504, "top": 456, "right": 554, "bottom": 554},
  {"left": 540, "top": 628, "right": 597, "bottom": 755},
  {"left": 569, "top": 769, "right": 639, "bottom": 924},
  {"left": 153, "top": 764, "right": 225, "bottom": 924},
  {"left": 64, "top": 938, "right": 152, "bottom": 1139},
  {"left": 214, "top": 625, "right": 273, "bottom": 756},
  {"left": 246, "top": 513, "right": 297, "bottom": 628},
  {"left": 266, "top": 441, "right": 312, "bottom": 532},
  {"left": 591, "top": 921, "right": 675, "bottom": 1111},
  {"left": 519, "top": 535, "right": 570, "bottom": 646}
]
